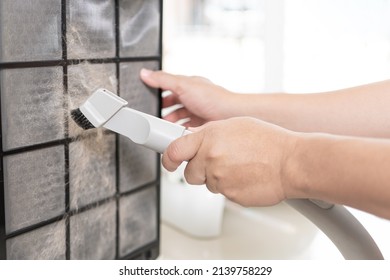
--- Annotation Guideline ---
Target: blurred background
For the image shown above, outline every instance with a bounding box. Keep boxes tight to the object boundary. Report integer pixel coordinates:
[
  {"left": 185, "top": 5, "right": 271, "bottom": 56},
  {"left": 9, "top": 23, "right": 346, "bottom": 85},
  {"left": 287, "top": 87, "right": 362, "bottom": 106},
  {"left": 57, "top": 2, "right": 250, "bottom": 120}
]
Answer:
[
  {"left": 164, "top": 0, "right": 390, "bottom": 92},
  {"left": 160, "top": 0, "right": 390, "bottom": 259}
]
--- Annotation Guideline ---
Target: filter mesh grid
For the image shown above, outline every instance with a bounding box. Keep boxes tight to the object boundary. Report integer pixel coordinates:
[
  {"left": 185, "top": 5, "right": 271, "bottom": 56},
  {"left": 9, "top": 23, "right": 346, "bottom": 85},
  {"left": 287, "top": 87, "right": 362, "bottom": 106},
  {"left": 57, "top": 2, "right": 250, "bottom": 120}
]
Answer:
[{"left": 0, "top": 0, "right": 162, "bottom": 260}]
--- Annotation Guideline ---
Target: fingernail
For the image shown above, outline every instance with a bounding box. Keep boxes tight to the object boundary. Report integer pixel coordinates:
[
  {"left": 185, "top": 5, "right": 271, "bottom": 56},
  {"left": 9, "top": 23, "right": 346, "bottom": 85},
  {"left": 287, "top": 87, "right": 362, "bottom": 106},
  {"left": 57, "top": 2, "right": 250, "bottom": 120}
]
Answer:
[{"left": 140, "top": 68, "right": 152, "bottom": 77}]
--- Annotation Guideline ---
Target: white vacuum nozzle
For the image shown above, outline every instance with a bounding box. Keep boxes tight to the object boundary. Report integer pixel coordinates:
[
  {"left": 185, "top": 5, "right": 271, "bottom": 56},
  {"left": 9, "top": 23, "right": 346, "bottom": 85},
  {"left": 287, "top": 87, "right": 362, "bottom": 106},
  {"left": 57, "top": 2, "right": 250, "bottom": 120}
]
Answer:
[
  {"left": 78, "top": 88, "right": 128, "bottom": 128},
  {"left": 76, "top": 88, "right": 189, "bottom": 153}
]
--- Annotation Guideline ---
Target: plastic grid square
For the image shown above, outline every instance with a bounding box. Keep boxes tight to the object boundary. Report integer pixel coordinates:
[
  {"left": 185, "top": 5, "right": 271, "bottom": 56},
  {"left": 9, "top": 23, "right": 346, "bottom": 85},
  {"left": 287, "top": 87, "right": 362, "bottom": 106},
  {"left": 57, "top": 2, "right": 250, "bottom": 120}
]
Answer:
[
  {"left": 6, "top": 221, "right": 66, "bottom": 260},
  {"left": 69, "top": 134, "right": 116, "bottom": 210},
  {"left": 67, "top": 0, "right": 116, "bottom": 59},
  {"left": 1, "top": 67, "right": 64, "bottom": 151},
  {"left": 119, "top": 186, "right": 157, "bottom": 257},
  {"left": 119, "top": 0, "right": 160, "bottom": 57},
  {"left": 3, "top": 146, "right": 66, "bottom": 234},
  {"left": 70, "top": 201, "right": 116, "bottom": 259},
  {"left": 0, "top": 0, "right": 62, "bottom": 62}
]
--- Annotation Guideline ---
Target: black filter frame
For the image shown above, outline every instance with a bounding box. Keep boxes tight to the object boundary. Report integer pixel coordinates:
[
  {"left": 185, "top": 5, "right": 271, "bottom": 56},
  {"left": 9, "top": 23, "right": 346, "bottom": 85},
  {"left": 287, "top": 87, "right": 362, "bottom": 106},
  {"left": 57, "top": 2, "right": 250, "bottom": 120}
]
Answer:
[{"left": 0, "top": 0, "right": 163, "bottom": 260}]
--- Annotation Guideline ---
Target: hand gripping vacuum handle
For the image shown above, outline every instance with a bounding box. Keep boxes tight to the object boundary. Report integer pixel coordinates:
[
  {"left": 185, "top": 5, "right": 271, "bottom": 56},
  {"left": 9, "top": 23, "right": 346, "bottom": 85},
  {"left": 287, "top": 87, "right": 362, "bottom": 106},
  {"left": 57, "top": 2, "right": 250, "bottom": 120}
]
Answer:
[{"left": 78, "top": 89, "right": 384, "bottom": 259}]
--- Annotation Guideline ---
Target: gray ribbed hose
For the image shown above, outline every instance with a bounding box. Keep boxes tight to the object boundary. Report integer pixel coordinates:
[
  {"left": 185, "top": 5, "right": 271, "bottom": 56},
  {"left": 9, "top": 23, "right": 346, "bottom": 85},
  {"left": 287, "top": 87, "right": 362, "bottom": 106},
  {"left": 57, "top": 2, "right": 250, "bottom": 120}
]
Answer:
[{"left": 286, "top": 199, "right": 384, "bottom": 259}]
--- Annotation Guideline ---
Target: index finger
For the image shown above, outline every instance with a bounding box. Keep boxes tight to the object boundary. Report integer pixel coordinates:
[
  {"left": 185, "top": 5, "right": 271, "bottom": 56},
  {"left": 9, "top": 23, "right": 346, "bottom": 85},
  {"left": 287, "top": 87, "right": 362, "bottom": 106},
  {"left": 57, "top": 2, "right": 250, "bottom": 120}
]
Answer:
[{"left": 140, "top": 69, "right": 183, "bottom": 93}]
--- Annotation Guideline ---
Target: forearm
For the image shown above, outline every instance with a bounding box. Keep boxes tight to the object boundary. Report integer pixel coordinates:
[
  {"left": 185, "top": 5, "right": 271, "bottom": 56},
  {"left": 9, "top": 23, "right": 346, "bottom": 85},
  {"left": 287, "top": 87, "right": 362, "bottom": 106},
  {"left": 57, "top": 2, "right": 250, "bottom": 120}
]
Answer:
[
  {"left": 228, "top": 80, "right": 390, "bottom": 138},
  {"left": 286, "top": 133, "right": 390, "bottom": 219}
]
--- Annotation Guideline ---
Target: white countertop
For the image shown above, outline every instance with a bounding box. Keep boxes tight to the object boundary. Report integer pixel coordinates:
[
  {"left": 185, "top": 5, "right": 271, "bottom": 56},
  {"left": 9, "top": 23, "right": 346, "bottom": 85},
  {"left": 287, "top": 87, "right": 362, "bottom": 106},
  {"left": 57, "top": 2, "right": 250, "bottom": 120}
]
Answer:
[{"left": 160, "top": 198, "right": 390, "bottom": 260}]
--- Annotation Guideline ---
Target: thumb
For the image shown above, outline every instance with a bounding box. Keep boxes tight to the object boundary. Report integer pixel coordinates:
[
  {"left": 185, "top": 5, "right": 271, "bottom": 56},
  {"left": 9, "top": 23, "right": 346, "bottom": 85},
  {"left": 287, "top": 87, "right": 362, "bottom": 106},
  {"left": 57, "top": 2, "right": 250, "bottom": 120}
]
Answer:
[
  {"left": 162, "top": 131, "right": 204, "bottom": 172},
  {"left": 140, "top": 68, "right": 182, "bottom": 93}
]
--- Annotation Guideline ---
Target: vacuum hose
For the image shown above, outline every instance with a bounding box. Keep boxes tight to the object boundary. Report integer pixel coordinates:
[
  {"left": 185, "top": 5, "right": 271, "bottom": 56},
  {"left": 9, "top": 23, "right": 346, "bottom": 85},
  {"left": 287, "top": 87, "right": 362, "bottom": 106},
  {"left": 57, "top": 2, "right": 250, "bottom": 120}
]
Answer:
[{"left": 286, "top": 199, "right": 384, "bottom": 259}]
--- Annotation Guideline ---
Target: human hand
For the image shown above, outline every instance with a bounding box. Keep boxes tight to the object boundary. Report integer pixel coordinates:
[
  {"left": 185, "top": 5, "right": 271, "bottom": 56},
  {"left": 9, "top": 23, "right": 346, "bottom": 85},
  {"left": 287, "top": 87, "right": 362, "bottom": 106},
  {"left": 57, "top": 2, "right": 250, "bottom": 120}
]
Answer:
[
  {"left": 162, "top": 117, "right": 298, "bottom": 207},
  {"left": 140, "top": 69, "right": 235, "bottom": 127}
]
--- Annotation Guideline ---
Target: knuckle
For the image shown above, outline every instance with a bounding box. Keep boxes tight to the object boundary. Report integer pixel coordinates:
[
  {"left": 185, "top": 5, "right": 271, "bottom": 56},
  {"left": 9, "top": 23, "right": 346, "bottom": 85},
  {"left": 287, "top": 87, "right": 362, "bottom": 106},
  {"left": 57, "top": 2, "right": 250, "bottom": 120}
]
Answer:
[
  {"left": 184, "top": 161, "right": 205, "bottom": 185},
  {"left": 205, "top": 169, "right": 223, "bottom": 194},
  {"left": 192, "top": 76, "right": 211, "bottom": 84},
  {"left": 183, "top": 166, "right": 196, "bottom": 185},
  {"left": 172, "top": 79, "right": 184, "bottom": 96},
  {"left": 224, "top": 189, "right": 250, "bottom": 207},
  {"left": 222, "top": 186, "right": 236, "bottom": 201},
  {"left": 184, "top": 174, "right": 200, "bottom": 185},
  {"left": 206, "top": 148, "right": 221, "bottom": 161},
  {"left": 205, "top": 182, "right": 218, "bottom": 194}
]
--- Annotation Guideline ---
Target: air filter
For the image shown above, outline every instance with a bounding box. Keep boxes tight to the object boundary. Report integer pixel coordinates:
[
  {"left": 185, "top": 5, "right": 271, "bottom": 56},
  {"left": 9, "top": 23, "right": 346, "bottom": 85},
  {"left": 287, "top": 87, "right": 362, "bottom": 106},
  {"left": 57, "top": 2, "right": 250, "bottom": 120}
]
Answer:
[{"left": 0, "top": 0, "right": 162, "bottom": 260}]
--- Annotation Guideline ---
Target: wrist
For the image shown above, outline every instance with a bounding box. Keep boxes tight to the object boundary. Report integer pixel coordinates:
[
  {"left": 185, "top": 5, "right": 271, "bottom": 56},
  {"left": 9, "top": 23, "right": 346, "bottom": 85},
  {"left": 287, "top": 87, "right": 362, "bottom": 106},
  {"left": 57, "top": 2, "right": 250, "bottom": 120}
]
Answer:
[
  {"left": 282, "top": 131, "right": 311, "bottom": 200},
  {"left": 216, "top": 89, "right": 241, "bottom": 120},
  {"left": 219, "top": 91, "right": 253, "bottom": 119}
]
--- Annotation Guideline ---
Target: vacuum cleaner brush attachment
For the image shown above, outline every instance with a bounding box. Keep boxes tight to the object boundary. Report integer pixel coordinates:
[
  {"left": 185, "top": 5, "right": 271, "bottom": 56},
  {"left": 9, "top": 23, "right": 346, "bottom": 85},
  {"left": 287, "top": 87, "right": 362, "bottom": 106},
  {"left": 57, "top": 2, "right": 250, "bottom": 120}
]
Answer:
[
  {"left": 70, "top": 108, "right": 95, "bottom": 130},
  {"left": 70, "top": 88, "right": 189, "bottom": 153}
]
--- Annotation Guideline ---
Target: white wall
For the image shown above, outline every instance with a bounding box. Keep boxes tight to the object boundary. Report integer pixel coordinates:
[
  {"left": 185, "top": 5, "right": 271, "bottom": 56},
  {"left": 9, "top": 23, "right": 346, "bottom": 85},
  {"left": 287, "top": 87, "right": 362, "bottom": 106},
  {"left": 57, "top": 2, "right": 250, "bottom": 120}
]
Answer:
[{"left": 164, "top": 0, "right": 390, "bottom": 92}]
